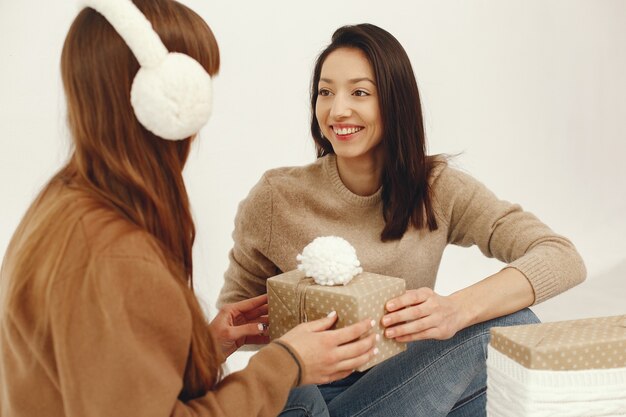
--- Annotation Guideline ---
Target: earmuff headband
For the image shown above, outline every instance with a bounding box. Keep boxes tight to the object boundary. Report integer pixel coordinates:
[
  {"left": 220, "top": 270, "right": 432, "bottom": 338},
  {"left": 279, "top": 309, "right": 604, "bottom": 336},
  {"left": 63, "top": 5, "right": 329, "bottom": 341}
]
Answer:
[{"left": 79, "top": 0, "right": 213, "bottom": 140}]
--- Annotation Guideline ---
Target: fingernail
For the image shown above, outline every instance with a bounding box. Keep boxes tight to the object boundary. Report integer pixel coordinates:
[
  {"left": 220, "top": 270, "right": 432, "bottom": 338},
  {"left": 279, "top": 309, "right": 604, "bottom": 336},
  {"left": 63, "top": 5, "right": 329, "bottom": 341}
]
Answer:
[
  {"left": 386, "top": 329, "right": 394, "bottom": 337},
  {"left": 382, "top": 317, "right": 390, "bottom": 326},
  {"left": 373, "top": 348, "right": 379, "bottom": 355},
  {"left": 387, "top": 302, "right": 395, "bottom": 310},
  {"left": 370, "top": 319, "right": 376, "bottom": 328},
  {"left": 327, "top": 311, "right": 337, "bottom": 318},
  {"left": 257, "top": 323, "right": 264, "bottom": 332}
]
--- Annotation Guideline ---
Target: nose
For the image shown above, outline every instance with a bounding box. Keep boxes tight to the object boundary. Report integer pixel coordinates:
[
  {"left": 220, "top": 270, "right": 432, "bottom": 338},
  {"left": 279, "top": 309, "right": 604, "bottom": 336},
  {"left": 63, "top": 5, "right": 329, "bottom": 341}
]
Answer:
[{"left": 329, "top": 93, "right": 352, "bottom": 119}]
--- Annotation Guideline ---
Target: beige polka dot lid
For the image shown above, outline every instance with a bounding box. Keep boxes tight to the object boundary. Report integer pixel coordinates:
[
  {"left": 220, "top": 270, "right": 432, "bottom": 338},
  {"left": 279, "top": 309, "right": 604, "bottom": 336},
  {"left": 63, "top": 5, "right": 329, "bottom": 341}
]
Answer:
[{"left": 490, "top": 315, "right": 626, "bottom": 371}]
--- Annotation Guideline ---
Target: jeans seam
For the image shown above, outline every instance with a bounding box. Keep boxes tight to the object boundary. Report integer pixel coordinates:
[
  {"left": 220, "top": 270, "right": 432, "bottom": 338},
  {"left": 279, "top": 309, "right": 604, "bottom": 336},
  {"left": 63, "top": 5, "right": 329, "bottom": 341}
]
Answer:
[
  {"left": 450, "top": 386, "right": 487, "bottom": 412},
  {"left": 351, "top": 330, "right": 490, "bottom": 417},
  {"left": 281, "top": 404, "right": 313, "bottom": 417}
]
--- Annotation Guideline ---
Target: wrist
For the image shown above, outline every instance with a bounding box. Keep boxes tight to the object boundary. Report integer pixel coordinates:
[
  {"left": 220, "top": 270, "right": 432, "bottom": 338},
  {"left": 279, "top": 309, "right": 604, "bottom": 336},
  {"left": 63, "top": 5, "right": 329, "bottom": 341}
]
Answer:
[{"left": 449, "top": 290, "right": 480, "bottom": 330}]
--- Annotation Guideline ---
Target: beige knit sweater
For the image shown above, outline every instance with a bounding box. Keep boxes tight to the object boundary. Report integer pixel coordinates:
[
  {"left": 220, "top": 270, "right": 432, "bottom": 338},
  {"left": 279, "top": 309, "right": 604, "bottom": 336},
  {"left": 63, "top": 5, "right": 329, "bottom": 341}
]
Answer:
[{"left": 218, "top": 155, "right": 586, "bottom": 307}]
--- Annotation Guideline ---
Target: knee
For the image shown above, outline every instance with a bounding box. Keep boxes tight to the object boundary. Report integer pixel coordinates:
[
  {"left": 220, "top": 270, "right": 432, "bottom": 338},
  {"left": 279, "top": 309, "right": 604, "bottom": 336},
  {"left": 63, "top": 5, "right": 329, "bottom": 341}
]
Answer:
[
  {"left": 281, "top": 385, "right": 328, "bottom": 417},
  {"left": 486, "top": 308, "right": 540, "bottom": 329}
]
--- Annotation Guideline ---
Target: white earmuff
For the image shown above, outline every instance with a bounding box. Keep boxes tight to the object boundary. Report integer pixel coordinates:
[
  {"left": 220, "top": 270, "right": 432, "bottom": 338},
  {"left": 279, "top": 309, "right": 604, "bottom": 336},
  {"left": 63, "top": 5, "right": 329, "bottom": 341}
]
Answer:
[{"left": 80, "top": 0, "right": 212, "bottom": 141}]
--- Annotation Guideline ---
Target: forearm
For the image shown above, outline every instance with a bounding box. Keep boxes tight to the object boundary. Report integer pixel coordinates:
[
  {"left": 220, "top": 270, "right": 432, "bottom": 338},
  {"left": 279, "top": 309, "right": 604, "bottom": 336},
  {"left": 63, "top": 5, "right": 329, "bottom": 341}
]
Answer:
[{"left": 449, "top": 267, "right": 535, "bottom": 330}]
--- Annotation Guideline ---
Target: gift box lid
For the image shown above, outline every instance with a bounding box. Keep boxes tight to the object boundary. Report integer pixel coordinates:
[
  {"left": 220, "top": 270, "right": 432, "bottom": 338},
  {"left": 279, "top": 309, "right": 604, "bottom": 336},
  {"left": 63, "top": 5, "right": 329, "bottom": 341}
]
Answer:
[{"left": 490, "top": 314, "right": 626, "bottom": 371}]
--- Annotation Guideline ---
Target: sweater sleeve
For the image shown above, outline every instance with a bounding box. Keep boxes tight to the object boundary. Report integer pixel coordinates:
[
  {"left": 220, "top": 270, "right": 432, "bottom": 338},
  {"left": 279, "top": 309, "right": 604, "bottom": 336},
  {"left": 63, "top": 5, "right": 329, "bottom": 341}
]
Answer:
[
  {"left": 218, "top": 175, "right": 278, "bottom": 307},
  {"left": 432, "top": 165, "right": 586, "bottom": 304},
  {"left": 51, "top": 252, "right": 299, "bottom": 417}
]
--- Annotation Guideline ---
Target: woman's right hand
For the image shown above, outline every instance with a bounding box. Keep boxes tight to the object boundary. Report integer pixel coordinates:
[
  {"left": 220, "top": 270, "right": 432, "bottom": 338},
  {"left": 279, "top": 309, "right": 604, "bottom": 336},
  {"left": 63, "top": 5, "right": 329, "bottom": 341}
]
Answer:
[{"left": 278, "top": 311, "right": 378, "bottom": 385}]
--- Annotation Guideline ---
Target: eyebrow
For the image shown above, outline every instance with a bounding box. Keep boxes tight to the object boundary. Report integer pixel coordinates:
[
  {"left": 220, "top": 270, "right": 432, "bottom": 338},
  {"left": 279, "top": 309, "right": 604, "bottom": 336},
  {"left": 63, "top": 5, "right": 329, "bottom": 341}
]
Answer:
[{"left": 319, "top": 77, "right": 376, "bottom": 85}]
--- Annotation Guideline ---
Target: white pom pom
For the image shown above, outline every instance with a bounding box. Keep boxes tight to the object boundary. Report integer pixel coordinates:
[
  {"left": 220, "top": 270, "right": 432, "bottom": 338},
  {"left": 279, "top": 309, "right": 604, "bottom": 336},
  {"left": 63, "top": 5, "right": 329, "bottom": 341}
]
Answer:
[
  {"left": 131, "top": 52, "right": 212, "bottom": 140},
  {"left": 297, "top": 236, "right": 363, "bottom": 286}
]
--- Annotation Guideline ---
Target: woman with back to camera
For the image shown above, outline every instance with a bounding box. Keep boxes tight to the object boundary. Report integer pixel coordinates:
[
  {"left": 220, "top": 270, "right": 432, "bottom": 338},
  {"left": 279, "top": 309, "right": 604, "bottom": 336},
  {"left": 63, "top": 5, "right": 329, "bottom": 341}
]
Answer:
[
  {"left": 219, "top": 23, "right": 586, "bottom": 416},
  {"left": 0, "top": 2, "right": 379, "bottom": 416}
]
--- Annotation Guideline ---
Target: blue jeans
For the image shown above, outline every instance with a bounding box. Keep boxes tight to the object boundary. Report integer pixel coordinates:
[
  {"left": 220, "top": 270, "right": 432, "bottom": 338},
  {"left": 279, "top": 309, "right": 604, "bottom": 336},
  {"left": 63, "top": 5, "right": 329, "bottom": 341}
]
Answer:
[{"left": 279, "top": 308, "right": 539, "bottom": 417}]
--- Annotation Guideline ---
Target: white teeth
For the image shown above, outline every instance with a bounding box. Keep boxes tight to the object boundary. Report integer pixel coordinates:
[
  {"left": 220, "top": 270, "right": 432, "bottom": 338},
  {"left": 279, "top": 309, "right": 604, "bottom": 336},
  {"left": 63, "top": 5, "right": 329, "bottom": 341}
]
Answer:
[{"left": 333, "top": 126, "right": 362, "bottom": 135}]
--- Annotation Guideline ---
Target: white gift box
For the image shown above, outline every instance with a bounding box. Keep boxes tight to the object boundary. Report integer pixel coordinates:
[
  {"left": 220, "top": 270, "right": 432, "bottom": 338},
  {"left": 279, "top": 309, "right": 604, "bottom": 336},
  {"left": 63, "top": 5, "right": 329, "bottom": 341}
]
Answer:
[{"left": 487, "top": 315, "right": 626, "bottom": 416}]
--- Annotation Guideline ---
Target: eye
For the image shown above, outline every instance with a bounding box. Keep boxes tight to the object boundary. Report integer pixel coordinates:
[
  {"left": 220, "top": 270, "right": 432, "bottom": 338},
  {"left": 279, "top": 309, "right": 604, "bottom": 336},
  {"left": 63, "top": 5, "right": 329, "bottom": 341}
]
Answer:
[
  {"left": 318, "top": 88, "right": 332, "bottom": 97},
  {"left": 353, "top": 89, "right": 370, "bottom": 97}
]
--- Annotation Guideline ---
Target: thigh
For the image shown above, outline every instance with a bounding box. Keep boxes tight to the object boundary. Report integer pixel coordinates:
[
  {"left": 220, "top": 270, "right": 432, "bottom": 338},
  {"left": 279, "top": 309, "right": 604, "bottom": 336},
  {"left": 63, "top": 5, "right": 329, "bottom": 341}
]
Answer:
[
  {"left": 326, "top": 308, "right": 539, "bottom": 417},
  {"left": 318, "top": 369, "right": 366, "bottom": 405},
  {"left": 279, "top": 384, "right": 330, "bottom": 417}
]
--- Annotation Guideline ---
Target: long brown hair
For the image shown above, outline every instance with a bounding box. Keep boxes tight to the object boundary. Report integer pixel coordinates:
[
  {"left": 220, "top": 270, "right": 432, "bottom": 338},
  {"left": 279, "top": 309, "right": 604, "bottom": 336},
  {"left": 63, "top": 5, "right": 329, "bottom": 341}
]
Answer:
[
  {"left": 310, "top": 24, "right": 442, "bottom": 241},
  {"left": 1, "top": 0, "right": 221, "bottom": 401}
]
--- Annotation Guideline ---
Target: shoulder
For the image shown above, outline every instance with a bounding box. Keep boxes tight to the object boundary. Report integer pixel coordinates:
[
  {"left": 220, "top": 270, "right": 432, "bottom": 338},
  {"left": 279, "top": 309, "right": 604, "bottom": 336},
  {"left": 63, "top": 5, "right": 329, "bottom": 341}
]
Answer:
[
  {"left": 428, "top": 156, "right": 485, "bottom": 195},
  {"left": 76, "top": 216, "right": 189, "bottom": 326},
  {"left": 261, "top": 157, "right": 326, "bottom": 190},
  {"left": 59, "top": 194, "right": 177, "bottom": 289},
  {"left": 80, "top": 210, "right": 166, "bottom": 265},
  {"left": 240, "top": 157, "right": 327, "bottom": 207}
]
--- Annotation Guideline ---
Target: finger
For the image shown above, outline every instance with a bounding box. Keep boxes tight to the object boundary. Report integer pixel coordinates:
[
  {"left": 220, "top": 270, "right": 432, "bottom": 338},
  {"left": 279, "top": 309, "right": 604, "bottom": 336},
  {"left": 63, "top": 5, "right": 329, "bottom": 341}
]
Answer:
[
  {"left": 395, "top": 327, "right": 443, "bottom": 343},
  {"left": 385, "top": 288, "right": 432, "bottom": 312},
  {"left": 381, "top": 304, "right": 428, "bottom": 328},
  {"left": 243, "top": 304, "right": 268, "bottom": 321},
  {"left": 253, "top": 316, "right": 269, "bottom": 335},
  {"left": 228, "top": 322, "right": 268, "bottom": 342},
  {"left": 334, "top": 344, "right": 379, "bottom": 373},
  {"left": 323, "top": 370, "right": 354, "bottom": 385},
  {"left": 335, "top": 333, "right": 378, "bottom": 360},
  {"left": 245, "top": 335, "right": 270, "bottom": 345},
  {"left": 302, "top": 310, "right": 339, "bottom": 332},
  {"left": 229, "top": 294, "right": 269, "bottom": 314},
  {"left": 329, "top": 318, "right": 375, "bottom": 345},
  {"left": 384, "top": 315, "right": 436, "bottom": 339}
]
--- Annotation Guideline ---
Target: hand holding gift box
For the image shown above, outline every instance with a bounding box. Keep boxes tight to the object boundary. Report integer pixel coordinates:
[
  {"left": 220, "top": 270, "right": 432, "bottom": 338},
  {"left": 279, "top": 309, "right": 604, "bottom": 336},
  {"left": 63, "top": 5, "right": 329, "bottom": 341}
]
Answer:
[{"left": 267, "top": 236, "right": 406, "bottom": 371}]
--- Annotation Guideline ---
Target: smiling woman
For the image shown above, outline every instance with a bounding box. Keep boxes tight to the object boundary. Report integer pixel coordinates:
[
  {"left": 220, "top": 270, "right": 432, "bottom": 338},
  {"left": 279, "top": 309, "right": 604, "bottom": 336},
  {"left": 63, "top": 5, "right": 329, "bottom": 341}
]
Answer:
[
  {"left": 315, "top": 48, "right": 384, "bottom": 196},
  {"left": 218, "top": 23, "right": 585, "bottom": 417}
]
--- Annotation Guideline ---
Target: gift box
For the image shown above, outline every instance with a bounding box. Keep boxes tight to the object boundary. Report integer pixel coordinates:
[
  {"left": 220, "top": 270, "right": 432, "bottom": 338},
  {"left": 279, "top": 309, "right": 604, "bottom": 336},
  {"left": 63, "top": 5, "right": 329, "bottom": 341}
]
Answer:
[
  {"left": 267, "top": 269, "right": 406, "bottom": 371},
  {"left": 487, "top": 315, "right": 626, "bottom": 416}
]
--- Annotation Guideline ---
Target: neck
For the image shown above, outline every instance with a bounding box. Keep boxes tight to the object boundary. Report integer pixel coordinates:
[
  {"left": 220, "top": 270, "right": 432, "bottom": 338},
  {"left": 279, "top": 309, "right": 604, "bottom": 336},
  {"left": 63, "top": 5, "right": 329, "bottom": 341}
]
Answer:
[{"left": 335, "top": 153, "right": 383, "bottom": 196}]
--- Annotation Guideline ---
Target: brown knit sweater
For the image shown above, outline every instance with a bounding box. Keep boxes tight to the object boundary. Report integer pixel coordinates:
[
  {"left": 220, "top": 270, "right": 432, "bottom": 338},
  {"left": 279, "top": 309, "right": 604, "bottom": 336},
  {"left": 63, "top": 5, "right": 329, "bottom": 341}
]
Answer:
[
  {"left": 218, "top": 155, "right": 586, "bottom": 307},
  {"left": 0, "top": 184, "right": 301, "bottom": 417}
]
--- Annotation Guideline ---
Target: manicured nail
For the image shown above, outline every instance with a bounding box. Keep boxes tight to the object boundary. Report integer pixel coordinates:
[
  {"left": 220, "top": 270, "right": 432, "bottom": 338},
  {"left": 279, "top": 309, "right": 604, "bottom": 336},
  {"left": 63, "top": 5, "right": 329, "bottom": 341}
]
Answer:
[
  {"left": 382, "top": 316, "right": 390, "bottom": 326},
  {"left": 370, "top": 319, "right": 376, "bottom": 328},
  {"left": 386, "top": 302, "right": 395, "bottom": 310},
  {"left": 386, "top": 329, "right": 395, "bottom": 338},
  {"left": 327, "top": 311, "right": 337, "bottom": 318}
]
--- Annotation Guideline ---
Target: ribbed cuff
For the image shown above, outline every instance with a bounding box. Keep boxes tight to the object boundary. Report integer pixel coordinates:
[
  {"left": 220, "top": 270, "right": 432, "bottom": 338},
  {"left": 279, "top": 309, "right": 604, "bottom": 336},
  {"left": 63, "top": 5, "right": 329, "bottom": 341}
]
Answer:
[{"left": 508, "top": 253, "right": 558, "bottom": 305}]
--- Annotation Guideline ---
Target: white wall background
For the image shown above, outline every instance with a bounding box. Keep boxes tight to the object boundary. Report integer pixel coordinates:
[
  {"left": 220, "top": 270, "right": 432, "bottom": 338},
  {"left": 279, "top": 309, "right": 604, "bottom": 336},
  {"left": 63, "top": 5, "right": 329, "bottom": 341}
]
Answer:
[{"left": 2, "top": 0, "right": 625, "bottom": 373}]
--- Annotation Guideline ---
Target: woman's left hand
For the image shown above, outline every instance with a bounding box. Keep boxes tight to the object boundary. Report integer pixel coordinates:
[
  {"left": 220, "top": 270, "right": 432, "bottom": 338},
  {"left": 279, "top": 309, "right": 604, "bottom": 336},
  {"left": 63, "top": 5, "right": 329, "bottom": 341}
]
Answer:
[
  {"left": 381, "top": 288, "right": 466, "bottom": 342},
  {"left": 208, "top": 294, "right": 270, "bottom": 358}
]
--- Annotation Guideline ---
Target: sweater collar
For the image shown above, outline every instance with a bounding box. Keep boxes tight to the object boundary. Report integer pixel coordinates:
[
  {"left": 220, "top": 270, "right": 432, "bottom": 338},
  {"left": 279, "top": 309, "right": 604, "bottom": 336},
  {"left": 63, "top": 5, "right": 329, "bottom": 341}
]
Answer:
[{"left": 323, "top": 154, "right": 382, "bottom": 207}]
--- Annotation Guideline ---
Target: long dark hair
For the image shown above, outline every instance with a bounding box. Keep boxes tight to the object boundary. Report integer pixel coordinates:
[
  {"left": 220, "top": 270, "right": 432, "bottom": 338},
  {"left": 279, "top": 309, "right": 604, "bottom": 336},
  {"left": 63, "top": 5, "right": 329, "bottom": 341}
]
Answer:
[{"left": 310, "top": 23, "right": 441, "bottom": 241}]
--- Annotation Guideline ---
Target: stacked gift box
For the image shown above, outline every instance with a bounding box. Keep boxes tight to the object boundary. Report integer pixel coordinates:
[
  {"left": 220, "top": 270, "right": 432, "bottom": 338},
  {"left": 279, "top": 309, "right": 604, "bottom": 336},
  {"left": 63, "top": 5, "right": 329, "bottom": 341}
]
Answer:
[
  {"left": 267, "top": 269, "right": 406, "bottom": 371},
  {"left": 487, "top": 315, "right": 626, "bottom": 416}
]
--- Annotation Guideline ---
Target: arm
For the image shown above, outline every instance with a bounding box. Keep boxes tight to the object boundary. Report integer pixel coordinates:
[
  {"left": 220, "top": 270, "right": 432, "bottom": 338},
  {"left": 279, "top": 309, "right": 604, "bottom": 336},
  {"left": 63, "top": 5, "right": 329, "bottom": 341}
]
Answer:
[
  {"left": 52, "top": 254, "right": 300, "bottom": 417},
  {"left": 382, "top": 166, "right": 586, "bottom": 341},
  {"left": 218, "top": 175, "right": 277, "bottom": 307}
]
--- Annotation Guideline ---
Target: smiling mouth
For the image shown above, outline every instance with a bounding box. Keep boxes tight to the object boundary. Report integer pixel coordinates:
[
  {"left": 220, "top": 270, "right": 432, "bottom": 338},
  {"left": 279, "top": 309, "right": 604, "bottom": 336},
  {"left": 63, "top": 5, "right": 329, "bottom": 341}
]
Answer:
[{"left": 332, "top": 126, "right": 363, "bottom": 136}]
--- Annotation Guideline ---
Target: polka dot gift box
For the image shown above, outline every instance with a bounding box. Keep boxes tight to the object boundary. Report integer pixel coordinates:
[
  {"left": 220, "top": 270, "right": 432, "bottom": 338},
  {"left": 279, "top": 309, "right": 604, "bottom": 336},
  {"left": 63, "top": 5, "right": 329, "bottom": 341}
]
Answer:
[
  {"left": 267, "top": 236, "right": 406, "bottom": 371},
  {"left": 487, "top": 315, "right": 626, "bottom": 416}
]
